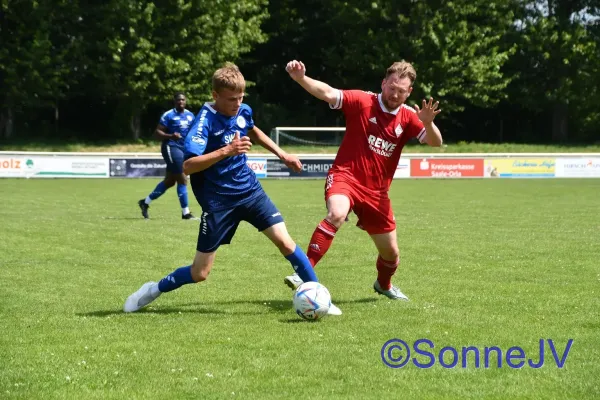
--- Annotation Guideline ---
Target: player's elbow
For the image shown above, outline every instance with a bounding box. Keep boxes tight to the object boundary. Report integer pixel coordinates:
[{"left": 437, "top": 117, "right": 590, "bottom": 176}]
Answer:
[
  {"left": 324, "top": 87, "right": 339, "bottom": 105},
  {"left": 183, "top": 160, "right": 194, "bottom": 175}
]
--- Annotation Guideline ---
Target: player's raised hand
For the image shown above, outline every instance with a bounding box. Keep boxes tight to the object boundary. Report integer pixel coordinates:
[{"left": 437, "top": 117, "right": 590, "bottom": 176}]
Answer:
[
  {"left": 414, "top": 97, "right": 441, "bottom": 124},
  {"left": 226, "top": 131, "right": 252, "bottom": 156},
  {"left": 281, "top": 153, "right": 302, "bottom": 173},
  {"left": 285, "top": 60, "right": 306, "bottom": 81}
]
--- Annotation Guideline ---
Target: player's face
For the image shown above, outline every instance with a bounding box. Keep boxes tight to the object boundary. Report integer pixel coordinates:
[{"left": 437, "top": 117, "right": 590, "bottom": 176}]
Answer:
[
  {"left": 212, "top": 89, "right": 244, "bottom": 117},
  {"left": 174, "top": 95, "right": 186, "bottom": 111},
  {"left": 381, "top": 74, "right": 412, "bottom": 110}
]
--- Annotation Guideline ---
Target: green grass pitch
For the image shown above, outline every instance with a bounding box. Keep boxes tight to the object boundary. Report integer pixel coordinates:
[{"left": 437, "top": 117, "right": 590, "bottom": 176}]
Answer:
[{"left": 1, "top": 178, "right": 599, "bottom": 399}]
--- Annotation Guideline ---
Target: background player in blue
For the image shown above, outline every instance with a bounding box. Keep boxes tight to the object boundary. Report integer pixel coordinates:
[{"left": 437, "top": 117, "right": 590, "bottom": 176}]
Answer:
[
  {"left": 124, "top": 63, "right": 342, "bottom": 316},
  {"left": 138, "top": 92, "right": 196, "bottom": 220}
]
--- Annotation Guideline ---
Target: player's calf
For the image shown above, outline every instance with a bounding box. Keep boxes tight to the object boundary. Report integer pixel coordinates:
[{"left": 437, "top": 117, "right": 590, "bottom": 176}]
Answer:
[
  {"left": 306, "top": 219, "right": 338, "bottom": 267},
  {"left": 190, "top": 251, "right": 216, "bottom": 282}
]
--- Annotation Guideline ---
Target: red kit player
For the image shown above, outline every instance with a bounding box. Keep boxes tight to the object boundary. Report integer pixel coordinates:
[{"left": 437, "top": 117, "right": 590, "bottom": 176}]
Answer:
[{"left": 283, "top": 60, "right": 443, "bottom": 300}]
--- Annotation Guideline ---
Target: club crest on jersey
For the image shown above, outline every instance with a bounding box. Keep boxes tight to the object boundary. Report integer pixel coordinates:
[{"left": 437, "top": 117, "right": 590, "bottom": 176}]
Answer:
[
  {"left": 395, "top": 124, "right": 403, "bottom": 137},
  {"left": 236, "top": 116, "right": 246, "bottom": 129}
]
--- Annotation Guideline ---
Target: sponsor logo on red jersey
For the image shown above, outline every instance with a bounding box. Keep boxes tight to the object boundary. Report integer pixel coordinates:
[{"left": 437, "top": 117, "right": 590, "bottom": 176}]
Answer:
[{"left": 367, "top": 135, "right": 397, "bottom": 157}]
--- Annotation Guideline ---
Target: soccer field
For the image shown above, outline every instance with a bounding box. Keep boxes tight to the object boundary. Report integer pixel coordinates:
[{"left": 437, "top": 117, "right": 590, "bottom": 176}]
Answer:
[{"left": 1, "top": 178, "right": 599, "bottom": 399}]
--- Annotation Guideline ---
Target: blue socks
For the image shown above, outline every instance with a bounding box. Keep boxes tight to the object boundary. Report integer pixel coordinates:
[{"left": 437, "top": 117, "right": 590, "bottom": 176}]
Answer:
[
  {"left": 149, "top": 181, "right": 168, "bottom": 200},
  {"left": 158, "top": 266, "right": 195, "bottom": 293},
  {"left": 285, "top": 245, "right": 319, "bottom": 283},
  {"left": 156, "top": 247, "right": 316, "bottom": 296},
  {"left": 177, "top": 183, "right": 189, "bottom": 208}
]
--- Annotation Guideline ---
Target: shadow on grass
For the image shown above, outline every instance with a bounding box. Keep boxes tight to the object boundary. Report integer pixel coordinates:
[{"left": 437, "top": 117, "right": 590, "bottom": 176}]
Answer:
[
  {"left": 280, "top": 318, "right": 316, "bottom": 324},
  {"left": 101, "top": 216, "right": 200, "bottom": 221},
  {"left": 181, "top": 297, "right": 378, "bottom": 312},
  {"left": 79, "top": 298, "right": 377, "bottom": 318},
  {"left": 79, "top": 307, "right": 228, "bottom": 317},
  {"left": 101, "top": 217, "right": 151, "bottom": 221}
]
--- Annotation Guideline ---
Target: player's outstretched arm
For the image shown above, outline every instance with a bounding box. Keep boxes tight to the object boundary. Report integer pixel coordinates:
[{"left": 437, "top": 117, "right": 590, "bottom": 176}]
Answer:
[
  {"left": 183, "top": 132, "right": 252, "bottom": 175},
  {"left": 285, "top": 60, "right": 338, "bottom": 106},
  {"left": 247, "top": 127, "right": 302, "bottom": 172}
]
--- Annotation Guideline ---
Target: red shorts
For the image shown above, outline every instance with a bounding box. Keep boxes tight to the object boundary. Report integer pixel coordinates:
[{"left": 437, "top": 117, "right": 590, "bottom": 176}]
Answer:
[{"left": 324, "top": 171, "right": 395, "bottom": 235}]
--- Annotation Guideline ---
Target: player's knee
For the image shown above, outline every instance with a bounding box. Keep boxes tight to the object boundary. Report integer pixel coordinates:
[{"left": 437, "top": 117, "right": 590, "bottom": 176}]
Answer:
[
  {"left": 326, "top": 210, "right": 347, "bottom": 228},
  {"left": 380, "top": 249, "right": 400, "bottom": 265},
  {"left": 164, "top": 178, "right": 176, "bottom": 188}
]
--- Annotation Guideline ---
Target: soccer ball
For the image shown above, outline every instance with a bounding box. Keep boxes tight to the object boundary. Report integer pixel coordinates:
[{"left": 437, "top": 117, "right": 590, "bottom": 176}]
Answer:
[{"left": 293, "top": 281, "right": 331, "bottom": 320}]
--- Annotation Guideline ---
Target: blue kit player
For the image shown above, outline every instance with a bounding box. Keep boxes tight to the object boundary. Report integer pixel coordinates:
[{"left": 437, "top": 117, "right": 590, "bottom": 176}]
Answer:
[
  {"left": 138, "top": 92, "right": 196, "bottom": 220},
  {"left": 124, "top": 63, "right": 342, "bottom": 316}
]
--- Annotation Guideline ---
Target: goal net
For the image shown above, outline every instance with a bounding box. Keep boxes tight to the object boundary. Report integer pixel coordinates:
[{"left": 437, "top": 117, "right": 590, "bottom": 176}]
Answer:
[{"left": 270, "top": 127, "right": 346, "bottom": 147}]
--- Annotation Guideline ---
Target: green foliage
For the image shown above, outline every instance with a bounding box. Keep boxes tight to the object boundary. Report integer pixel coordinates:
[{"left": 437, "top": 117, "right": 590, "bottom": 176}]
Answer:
[
  {"left": 97, "top": 0, "right": 268, "bottom": 107},
  {"left": 0, "top": 0, "right": 76, "bottom": 107},
  {"left": 245, "top": 0, "right": 519, "bottom": 131},
  {"left": 0, "top": 0, "right": 599, "bottom": 142},
  {"left": 406, "top": 1, "right": 517, "bottom": 112},
  {"left": 0, "top": 0, "right": 268, "bottom": 138}
]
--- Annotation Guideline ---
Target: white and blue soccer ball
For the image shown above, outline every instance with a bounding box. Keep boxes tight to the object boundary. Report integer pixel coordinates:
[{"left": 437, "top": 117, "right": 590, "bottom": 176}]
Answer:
[{"left": 293, "top": 281, "right": 331, "bottom": 320}]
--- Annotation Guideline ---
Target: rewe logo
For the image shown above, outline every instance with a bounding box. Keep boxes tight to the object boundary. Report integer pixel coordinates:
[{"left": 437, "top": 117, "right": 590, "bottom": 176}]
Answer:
[{"left": 368, "top": 135, "right": 397, "bottom": 157}]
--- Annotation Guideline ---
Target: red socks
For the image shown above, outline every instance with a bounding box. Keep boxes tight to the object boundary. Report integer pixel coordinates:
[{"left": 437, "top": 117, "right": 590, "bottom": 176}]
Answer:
[
  {"left": 306, "top": 219, "right": 338, "bottom": 267},
  {"left": 306, "top": 219, "right": 400, "bottom": 291},
  {"left": 376, "top": 256, "right": 399, "bottom": 290}
]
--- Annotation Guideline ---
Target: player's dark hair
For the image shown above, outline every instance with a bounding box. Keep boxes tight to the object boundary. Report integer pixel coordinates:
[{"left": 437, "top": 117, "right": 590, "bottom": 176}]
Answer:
[
  {"left": 385, "top": 61, "right": 417, "bottom": 84},
  {"left": 212, "top": 62, "right": 245, "bottom": 93},
  {"left": 173, "top": 92, "right": 186, "bottom": 100}
]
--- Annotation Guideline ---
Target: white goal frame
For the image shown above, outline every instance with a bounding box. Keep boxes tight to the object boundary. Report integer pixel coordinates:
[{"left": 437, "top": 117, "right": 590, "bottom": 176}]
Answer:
[{"left": 271, "top": 127, "right": 346, "bottom": 146}]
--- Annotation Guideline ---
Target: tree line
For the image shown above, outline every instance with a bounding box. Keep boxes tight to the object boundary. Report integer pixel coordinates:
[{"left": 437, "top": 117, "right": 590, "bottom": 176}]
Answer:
[{"left": 0, "top": 0, "right": 598, "bottom": 144}]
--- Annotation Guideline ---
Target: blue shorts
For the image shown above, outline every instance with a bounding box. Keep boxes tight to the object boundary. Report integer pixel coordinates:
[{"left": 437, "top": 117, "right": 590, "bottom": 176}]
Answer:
[
  {"left": 197, "top": 192, "right": 285, "bottom": 253},
  {"left": 161, "top": 143, "right": 184, "bottom": 174}
]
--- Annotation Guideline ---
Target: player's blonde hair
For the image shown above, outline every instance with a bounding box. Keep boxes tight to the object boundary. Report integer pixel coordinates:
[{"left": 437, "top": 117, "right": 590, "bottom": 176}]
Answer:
[
  {"left": 385, "top": 61, "right": 417, "bottom": 84},
  {"left": 212, "top": 62, "right": 246, "bottom": 93}
]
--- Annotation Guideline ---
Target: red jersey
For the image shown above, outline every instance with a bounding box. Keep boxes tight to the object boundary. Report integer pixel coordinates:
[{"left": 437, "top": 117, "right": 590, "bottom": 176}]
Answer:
[{"left": 329, "top": 89, "right": 426, "bottom": 191}]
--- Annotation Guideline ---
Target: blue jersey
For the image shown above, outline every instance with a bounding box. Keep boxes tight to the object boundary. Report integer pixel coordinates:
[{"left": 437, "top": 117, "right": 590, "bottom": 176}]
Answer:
[
  {"left": 159, "top": 108, "right": 195, "bottom": 147},
  {"left": 184, "top": 102, "right": 262, "bottom": 212}
]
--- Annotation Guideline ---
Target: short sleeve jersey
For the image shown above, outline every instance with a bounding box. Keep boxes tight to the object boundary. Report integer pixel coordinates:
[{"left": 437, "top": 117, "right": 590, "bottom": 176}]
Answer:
[
  {"left": 184, "top": 103, "right": 262, "bottom": 211},
  {"left": 159, "top": 108, "right": 196, "bottom": 147},
  {"left": 329, "top": 90, "right": 427, "bottom": 191}
]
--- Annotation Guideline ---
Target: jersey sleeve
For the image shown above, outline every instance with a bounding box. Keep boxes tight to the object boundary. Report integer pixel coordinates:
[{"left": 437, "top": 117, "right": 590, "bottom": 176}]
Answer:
[
  {"left": 184, "top": 109, "right": 210, "bottom": 159},
  {"left": 329, "top": 89, "right": 373, "bottom": 115},
  {"left": 239, "top": 105, "right": 255, "bottom": 131},
  {"left": 159, "top": 110, "right": 171, "bottom": 128},
  {"left": 403, "top": 105, "right": 427, "bottom": 143}
]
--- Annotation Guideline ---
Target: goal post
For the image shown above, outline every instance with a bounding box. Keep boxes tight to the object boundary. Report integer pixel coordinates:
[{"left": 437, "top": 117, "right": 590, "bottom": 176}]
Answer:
[{"left": 271, "top": 127, "right": 346, "bottom": 146}]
